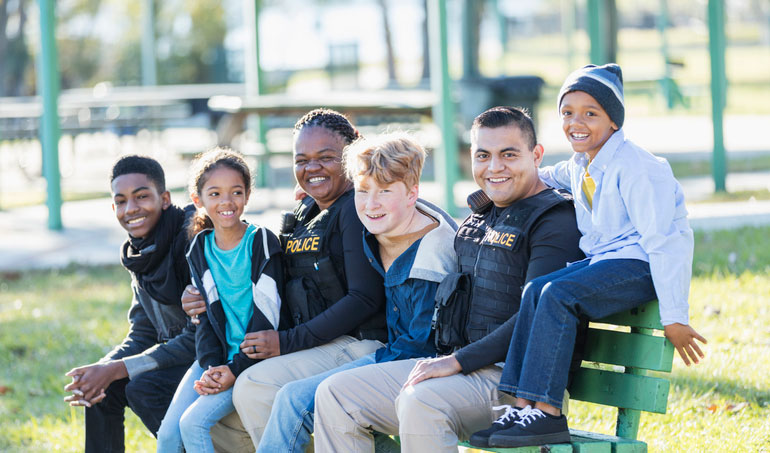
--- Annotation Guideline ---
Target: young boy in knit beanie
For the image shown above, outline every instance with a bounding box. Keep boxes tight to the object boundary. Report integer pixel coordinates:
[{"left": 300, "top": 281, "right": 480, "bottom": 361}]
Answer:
[{"left": 469, "top": 63, "right": 708, "bottom": 448}]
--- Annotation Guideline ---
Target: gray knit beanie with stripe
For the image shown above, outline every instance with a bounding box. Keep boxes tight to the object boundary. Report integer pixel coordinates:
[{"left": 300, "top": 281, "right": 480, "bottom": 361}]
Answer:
[{"left": 558, "top": 63, "right": 625, "bottom": 129}]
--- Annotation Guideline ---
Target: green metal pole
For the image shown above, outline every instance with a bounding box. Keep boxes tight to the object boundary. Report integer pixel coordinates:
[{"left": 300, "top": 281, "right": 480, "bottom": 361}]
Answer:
[
  {"left": 607, "top": 0, "right": 618, "bottom": 63},
  {"left": 587, "top": 0, "right": 606, "bottom": 64},
  {"left": 428, "top": 0, "right": 459, "bottom": 217},
  {"left": 38, "top": 0, "right": 62, "bottom": 230},
  {"left": 615, "top": 326, "right": 650, "bottom": 439},
  {"left": 244, "top": 0, "right": 269, "bottom": 188},
  {"left": 587, "top": 0, "right": 617, "bottom": 64},
  {"left": 460, "top": 0, "right": 480, "bottom": 80},
  {"left": 141, "top": 0, "right": 157, "bottom": 86},
  {"left": 708, "top": 0, "right": 727, "bottom": 192}
]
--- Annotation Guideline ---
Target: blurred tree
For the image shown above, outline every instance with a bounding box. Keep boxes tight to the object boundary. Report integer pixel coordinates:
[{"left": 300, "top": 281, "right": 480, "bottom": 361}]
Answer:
[
  {"left": 106, "top": 1, "right": 145, "bottom": 85},
  {"left": 52, "top": 0, "right": 104, "bottom": 89},
  {"left": 1, "top": 0, "right": 229, "bottom": 91},
  {"left": 42, "top": 0, "right": 120, "bottom": 90},
  {"left": 374, "top": 0, "right": 397, "bottom": 86},
  {"left": 154, "top": 0, "right": 227, "bottom": 84},
  {"left": 0, "top": 0, "right": 32, "bottom": 96},
  {"left": 58, "top": 34, "right": 102, "bottom": 89}
]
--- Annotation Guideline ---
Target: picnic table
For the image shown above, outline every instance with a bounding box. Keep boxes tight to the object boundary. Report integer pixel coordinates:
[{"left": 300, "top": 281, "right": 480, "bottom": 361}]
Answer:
[
  {"left": 0, "top": 83, "right": 246, "bottom": 140},
  {"left": 207, "top": 89, "right": 436, "bottom": 146}
]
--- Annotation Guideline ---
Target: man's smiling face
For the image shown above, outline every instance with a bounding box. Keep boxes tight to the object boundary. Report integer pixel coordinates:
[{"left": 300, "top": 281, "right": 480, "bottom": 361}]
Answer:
[{"left": 471, "top": 125, "right": 545, "bottom": 208}]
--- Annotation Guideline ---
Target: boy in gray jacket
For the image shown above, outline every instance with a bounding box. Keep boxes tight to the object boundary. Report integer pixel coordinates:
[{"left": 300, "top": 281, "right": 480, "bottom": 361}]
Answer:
[{"left": 64, "top": 155, "right": 195, "bottom": 452}]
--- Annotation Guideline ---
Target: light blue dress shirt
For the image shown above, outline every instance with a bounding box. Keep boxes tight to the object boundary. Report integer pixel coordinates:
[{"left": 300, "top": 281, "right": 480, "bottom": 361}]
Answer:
[{"left": 539, "top": 129, "right": 693, "bottom": 325}]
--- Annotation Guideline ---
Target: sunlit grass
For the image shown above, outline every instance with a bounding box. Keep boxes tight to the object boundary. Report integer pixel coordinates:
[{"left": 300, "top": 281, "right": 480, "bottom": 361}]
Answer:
[
  {"left": 0, "top": 266, "right": 158, "bottom": 452},
  {"left": 692, "top": 189, "right": 770, "bottom": 204},
  {"left": 568, "top": 271, "right": 770, "bottom": 452},
  {"left": 2, "top": 226, "right": 770, "bottom": 451},
  {"left": 667, "top": 156, "right": 770, "bottom": 179}
]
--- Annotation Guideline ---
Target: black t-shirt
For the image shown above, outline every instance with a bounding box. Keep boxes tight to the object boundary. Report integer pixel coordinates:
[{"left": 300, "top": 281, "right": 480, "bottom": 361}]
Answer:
[
  {"left": 454, "top": 199, "right": 585, "bottom": 373},
  {"left": 277, "top": 194, "right": 386, "bottom": 354}
]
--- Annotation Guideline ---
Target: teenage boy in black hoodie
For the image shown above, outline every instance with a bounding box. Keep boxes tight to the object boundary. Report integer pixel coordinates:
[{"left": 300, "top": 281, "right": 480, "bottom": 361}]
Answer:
[{"left": 63, "top": 155, "right": 196, "bottom": 453}]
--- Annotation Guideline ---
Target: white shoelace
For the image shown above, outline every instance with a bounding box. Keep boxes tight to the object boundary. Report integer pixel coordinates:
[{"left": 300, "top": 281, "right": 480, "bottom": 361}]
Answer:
[
  {"left": 514, "top": 405, "right": 547, "bottom": 427},
  {"left": 492, "top": 404, "right": 520, "bottom": 425}
]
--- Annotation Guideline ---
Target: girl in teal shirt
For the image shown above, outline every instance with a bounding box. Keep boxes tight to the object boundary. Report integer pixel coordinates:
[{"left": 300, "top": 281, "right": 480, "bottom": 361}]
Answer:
[{"left": 157, "top": 148, "right": 283, "bottom": 453}]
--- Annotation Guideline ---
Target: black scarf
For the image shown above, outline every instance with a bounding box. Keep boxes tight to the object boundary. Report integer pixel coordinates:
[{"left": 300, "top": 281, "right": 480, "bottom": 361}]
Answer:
[{"left": 120, "top": 204, "right": 190, "bottom": 305}]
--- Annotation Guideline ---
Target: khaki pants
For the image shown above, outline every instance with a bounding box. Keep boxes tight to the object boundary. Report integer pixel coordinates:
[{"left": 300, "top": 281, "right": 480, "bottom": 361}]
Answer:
[
  {"left": 232, "top": 335, "right": 383, "bottom": 450},
  {"left": 314, "top": 359, "right": 570, "bottom": 453},
  {"left": 211, "top": 411, "right": 253, "bottom": 453}
]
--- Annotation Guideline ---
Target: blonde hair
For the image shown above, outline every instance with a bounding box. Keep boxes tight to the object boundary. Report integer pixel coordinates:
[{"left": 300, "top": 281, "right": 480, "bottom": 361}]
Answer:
[
  {"left": 342, "top": 133, "right": 426, "bottom": 189},
  {"left": 187, "top": 147, "right": 251, "bottom": 239}
]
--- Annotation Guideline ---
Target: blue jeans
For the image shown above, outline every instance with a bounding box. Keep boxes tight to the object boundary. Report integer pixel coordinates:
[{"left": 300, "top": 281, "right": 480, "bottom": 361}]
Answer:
[
  {"left": 499, "top": 259, "right": 656, "bottom": 409},
  {"left": 84, "top": 364, "right": 189, "bottom": 453},
  {"left": 256, "top": 353, "right": 377, "bottom": 453},
  {"left": 156, "top": 361, "right": 236, "bottom": 453}
]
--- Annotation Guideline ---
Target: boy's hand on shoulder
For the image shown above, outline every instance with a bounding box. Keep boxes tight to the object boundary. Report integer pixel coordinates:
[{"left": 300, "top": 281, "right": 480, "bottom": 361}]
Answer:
[
  {"left": 402, "top": 355, "right": 463, "bottom": 390},
  {"left": 664, "top": 323, "right": 707, "bottom": 366},
  {"left": 181, "top": 285, "right": 206, "bottom": 325},
  {"left": 63, "top": 361, "right": 127, "bottom": 406},
  {"left": 240, "top": 330, "right": 280, "bottom": 359},
  {"left": 294, "top": 184, "right": 308, "bottom": 201}
]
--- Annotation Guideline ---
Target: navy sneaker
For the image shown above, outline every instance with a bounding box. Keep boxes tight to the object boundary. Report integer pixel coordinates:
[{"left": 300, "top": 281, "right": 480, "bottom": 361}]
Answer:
[
  {"left": 487, "top": 405, "right": 571, "bottom": 448},
  {"left": 468, "top": 405, "right": 524, "bottom": 448}
]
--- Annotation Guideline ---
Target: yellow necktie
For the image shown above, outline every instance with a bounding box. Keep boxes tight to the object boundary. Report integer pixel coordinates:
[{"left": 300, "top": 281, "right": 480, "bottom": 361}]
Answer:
[{"left": 582, "top": 169, "right": 596, "bottom": 209}]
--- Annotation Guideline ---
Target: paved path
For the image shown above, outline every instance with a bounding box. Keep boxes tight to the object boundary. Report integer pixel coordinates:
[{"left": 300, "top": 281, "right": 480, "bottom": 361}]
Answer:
[{"left": 2, "top": 177, "right": 770, "bottom": 272}]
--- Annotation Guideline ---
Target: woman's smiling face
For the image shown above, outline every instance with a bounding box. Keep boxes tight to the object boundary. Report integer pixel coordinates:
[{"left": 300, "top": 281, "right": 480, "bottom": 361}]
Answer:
[{"left": 293, "top": 126, "right": 351, "bottom": 210}]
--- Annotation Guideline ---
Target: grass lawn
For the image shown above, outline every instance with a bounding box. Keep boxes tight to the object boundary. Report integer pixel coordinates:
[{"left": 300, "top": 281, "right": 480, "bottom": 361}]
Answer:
[{"left": 2, "top": 228, "right": 770, "bottom": 451}]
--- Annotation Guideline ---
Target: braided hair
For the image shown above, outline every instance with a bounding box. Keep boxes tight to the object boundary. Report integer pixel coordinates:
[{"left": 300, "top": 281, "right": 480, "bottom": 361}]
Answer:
[{"left": 293, "top": 108, "right": 360, "bottom": 145}]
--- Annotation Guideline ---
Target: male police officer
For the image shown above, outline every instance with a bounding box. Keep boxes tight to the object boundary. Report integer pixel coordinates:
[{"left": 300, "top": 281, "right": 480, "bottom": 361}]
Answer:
[{"left": 313, "top": 106, "right": 585, "bottom": 452}]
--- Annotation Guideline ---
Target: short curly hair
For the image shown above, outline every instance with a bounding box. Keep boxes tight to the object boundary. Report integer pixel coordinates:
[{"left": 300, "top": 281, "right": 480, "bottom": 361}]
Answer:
[{"left": 110, "top": 155, "right": 166, "bottom": 193}]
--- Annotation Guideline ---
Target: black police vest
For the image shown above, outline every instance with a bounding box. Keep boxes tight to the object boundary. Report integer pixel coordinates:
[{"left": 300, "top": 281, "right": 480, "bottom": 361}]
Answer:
[
  {"left": 455, "top": 189, "right": 572, "bottom": 343},
  {"left": 283, "top": 191, "right": 387, "bottom": 342}
]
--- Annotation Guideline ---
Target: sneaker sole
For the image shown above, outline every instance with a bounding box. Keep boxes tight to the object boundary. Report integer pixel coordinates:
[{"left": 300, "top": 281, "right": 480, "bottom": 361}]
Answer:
[
  {"left": 488, "top": 431, "right": 571, "bottom": 448},
  {"left": 468, "top": 433, "right": 491, "bottom": 448}
]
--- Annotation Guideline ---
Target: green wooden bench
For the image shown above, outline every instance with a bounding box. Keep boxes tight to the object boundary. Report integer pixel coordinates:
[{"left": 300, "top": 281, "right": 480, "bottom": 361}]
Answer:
[{"left": 460, "top": 300, "right": 674, "bottom": 453}]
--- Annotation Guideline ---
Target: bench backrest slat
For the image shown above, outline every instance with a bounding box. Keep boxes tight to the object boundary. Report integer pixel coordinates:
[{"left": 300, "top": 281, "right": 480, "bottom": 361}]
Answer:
[
  {"left": 582, "top": 329, "right": 674, "bottom": 372},
  {"left": 569, "top": 368, "right": 670, "bottom": 414},
  {"left": 566, "top": 300, "right": 675, "bottom": 440},
  {"left": 596, "top": 301, "right": 664, "bottom": 330}
]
